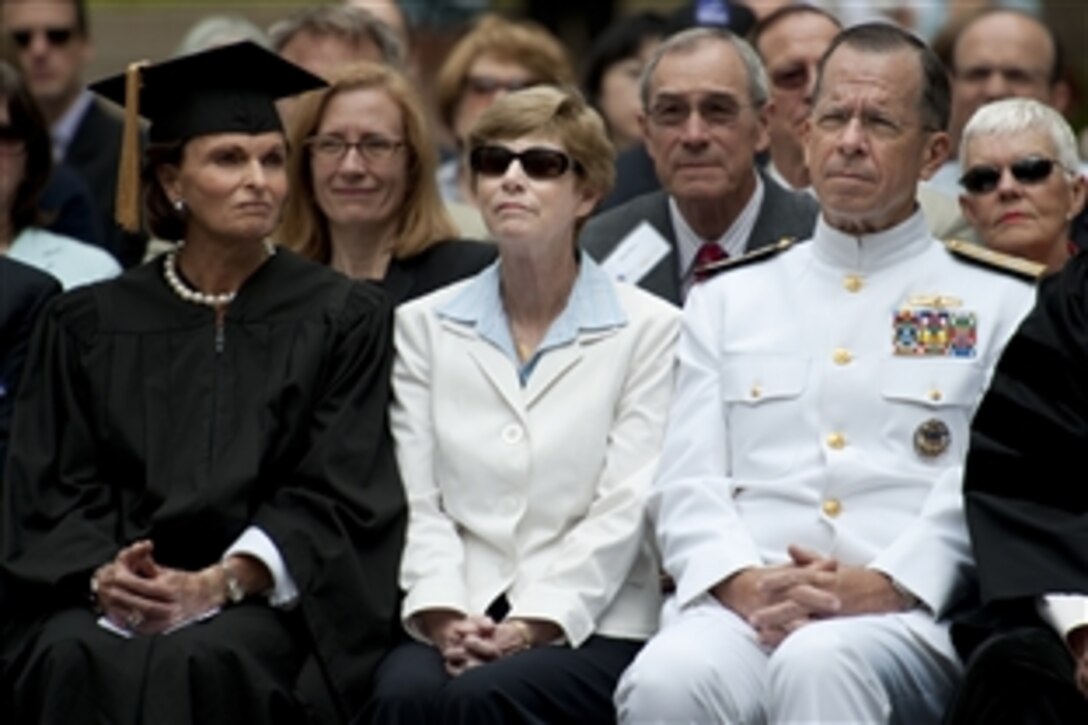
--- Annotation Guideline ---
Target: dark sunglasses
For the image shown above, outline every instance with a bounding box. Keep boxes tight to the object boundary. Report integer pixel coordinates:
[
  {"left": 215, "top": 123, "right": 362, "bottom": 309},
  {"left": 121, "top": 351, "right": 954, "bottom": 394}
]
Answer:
[
  {"left": 960, "top": 155, "right": 1060, "bottom": 195},
  {"left": 10, "top": 27, "right": 75, "bottom": 49},
  {"left": 770, "top": 65, "right": 812, "bottom": 92},
  {"left": 469, "top": 145, "right": 578, "bottom": 180}
]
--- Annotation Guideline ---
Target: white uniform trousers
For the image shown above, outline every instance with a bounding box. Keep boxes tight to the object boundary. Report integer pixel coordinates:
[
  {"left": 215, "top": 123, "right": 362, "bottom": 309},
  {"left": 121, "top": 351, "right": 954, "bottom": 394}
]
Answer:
[{"left": 615, "top": 594, "right": 960, "bottom": 724}]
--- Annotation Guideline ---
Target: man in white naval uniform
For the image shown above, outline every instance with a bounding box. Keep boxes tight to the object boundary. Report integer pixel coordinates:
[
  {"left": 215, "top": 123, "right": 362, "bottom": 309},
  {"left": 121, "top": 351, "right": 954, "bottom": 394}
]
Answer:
[{"left": 615, "top": 23, "right": 1040, "bottom": 725}]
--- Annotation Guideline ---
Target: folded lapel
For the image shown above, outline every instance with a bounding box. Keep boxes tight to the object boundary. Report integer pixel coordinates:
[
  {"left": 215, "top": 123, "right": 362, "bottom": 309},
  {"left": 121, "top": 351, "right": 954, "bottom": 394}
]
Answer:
[
  {"left": 440, "top": 317, "right": 527, "bottom": 422},
  {"left": 524, "top": 327, "right": 616, "bottom": 408}
]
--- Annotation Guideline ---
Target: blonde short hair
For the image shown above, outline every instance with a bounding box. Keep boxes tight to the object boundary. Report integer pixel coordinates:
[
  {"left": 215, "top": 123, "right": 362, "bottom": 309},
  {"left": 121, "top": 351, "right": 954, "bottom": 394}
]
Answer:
[
  {"left": 467, "top": 85, "right": 615, "bottom": 225},
  {"left": 281, "top": 61, "right": 456, "bottom": 262}
]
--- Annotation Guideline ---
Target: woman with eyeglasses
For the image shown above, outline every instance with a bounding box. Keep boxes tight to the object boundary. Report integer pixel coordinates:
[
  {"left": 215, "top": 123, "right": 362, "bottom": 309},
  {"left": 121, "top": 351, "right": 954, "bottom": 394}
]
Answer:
[
  {"left": 363, "top": 86, "right": 679, "bottom": 724},
  {"left": 433, "top": 14, "right": 574, "bottom": 206},
  {"left": 282, "top": 61, "right": 495, "bottom": 304},
  {"left": 0, "top": 60, "right": 118, "bottom": 289},
  {"left": 958, "top": 98, "right": 1086, "bottom": 274}
]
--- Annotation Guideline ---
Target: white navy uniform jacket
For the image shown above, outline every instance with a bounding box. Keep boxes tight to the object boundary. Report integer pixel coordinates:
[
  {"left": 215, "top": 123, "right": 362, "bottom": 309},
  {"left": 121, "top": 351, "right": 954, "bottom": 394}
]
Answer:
[
  {"left": 393, "top": 261, "right": 680, "bottom": 646},
  {"left": 652, "top": 210, "right": 1037, "bottom": 620}
]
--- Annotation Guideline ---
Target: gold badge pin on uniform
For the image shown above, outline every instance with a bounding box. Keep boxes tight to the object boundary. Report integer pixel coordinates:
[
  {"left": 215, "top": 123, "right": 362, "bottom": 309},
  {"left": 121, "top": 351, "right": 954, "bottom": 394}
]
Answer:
[{"left": 914, "top": 419, "right": 951, "bottom": 457}]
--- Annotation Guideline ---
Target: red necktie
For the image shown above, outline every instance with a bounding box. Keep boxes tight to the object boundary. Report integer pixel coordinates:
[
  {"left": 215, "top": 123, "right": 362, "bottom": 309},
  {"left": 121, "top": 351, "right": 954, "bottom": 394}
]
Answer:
[{"left": 693, "top": 243, "right": 728, "bottom": 282}]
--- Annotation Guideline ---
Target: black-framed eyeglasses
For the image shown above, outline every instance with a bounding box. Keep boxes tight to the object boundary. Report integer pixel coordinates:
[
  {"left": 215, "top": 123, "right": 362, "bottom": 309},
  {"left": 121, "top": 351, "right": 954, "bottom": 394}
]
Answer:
[
  {"left": 306, "top": 134, "right": 404, "bottom": 163},
  {"left": 463, "top": 76, "right": 536, "bottom": 96},
  {"left": 769, "top": 64, "right": 813, "bottom": 92},
  {"left": 10, "top": 27, "right": 76, "bottom": 49},
  {"left": 469, "top": 145, "right": 578, "bottom": 180},
  {"left": 960, "top": 155, "right": 1062, "bottom": 195},
  {"left": 647, "top": 93, "right": 753, "bottom": 128}
]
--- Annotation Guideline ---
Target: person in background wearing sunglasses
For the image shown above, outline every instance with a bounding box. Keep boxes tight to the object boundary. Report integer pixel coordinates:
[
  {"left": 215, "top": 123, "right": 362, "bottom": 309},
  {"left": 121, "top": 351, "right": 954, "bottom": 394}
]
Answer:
[
  {"left": 0, "top": 59, "right": 117, "bottom": 289},
  {"left": 364, "top": 85, "right": 679, "bottom": 724},
  {"left": 281, "top": 61, "right": 494, "bottom": 305},
  {"left": 943, "top": 136, "right": 1088, "bottom": 725},
  {"left": 2, "top": 0, "right": 147, "bottom": 268},
  {"left": 616, "top": 24, "right": 1038, "bottom": 725},
  {"left": 958, "top": 98, "right": 1085, "bottom": 275},
  {"left": 749, "top": 4, "right": 839, "bottom": 196}
]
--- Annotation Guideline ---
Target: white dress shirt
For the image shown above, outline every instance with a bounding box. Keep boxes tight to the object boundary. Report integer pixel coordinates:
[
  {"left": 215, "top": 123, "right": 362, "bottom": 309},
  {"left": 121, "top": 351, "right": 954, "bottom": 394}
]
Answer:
[{"left": 671, "top": 172, "right": 764, "bottom": 299}]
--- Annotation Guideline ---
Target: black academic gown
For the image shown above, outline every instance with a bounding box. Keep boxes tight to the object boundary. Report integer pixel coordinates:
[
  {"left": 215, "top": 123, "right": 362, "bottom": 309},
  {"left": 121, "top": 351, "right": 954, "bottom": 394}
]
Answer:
[
  {"left": 945, "top": 255, "right": 1088, "bottom": 723},
  {"left": 0, "top": 258, "right": 60, "bottom": 473},
  {"left": 0, "top": 249, "right": 406, "bottom": 724},
  {"left": 382, "top": 239, "right": 496, "bottom": 306}
]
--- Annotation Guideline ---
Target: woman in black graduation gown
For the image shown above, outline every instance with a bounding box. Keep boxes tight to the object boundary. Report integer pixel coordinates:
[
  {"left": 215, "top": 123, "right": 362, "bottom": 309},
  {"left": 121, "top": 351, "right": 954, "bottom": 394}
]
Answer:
[
  {"left": 943, "top": 253, "right": 1088, "bottom": 723},
  {"left": 0, "top": 43, "right": 406, "bottom": 724}
]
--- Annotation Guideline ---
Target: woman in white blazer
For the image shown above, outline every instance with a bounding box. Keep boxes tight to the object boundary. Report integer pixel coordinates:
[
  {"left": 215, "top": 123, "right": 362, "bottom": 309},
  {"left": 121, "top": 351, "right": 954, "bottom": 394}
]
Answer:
[{"left": 364, "top": 86, "right": 680, "bottom": 723}]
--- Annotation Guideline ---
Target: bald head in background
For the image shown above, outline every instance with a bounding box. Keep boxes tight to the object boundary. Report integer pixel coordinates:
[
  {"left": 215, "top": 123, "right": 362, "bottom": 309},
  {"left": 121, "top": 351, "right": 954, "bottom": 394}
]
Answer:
[{"left": 949, "top": 10, "right": 1068, "bottom": 149}]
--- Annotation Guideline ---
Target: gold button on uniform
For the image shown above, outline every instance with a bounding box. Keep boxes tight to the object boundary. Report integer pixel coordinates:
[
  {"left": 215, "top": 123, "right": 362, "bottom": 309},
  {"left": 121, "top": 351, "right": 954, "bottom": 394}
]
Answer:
[
  {"left": 929, "top": 389, "right": 942, "bottom": 402},
  {"left": 822, "top": 498, "right": 843, "bottom": 517},
  {"left": 750, "top": 385, "right": 762, "bottom": 400},
  {"left": 843, "top": 274, "right": 864, "bottom": 293},
  {"left": 826, "top": 432, "right": 846, "bottom": 450},
  {"left": 832, "top": 348, "right": 853, "bottom": 365}
]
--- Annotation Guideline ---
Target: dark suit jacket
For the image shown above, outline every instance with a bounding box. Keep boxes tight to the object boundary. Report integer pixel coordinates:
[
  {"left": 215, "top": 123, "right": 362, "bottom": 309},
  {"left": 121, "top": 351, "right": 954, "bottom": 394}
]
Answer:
[
  {"left": 64, "top": 98, "right": 148, "bottom": 268},
  {"left": 1072, "top": 205, "right": 1088, "bottom": 253},
  {"left": 39, "top": 162, "right": 102, "bottom": 248},
  {"left": 0, "top": 258, "right": 61, "bottom": 472},
  {"left": 597, "top": 144, "right": 660, "bottom": 214},
  {"left": 579, "top": 173, "right": 819, "bottom": 305},
  {"left": 382, "top": 239, "right": 497, "bottom": 305}
]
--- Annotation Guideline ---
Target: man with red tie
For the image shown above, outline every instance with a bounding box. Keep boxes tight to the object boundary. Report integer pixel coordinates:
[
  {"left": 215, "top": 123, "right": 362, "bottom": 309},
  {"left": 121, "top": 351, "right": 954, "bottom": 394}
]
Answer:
[
  {"left": 580, "top": 27, "right": 817, "bottom": 306},
  {"left": 616, "top": 23, "right": 1039, "bottom": 723}
]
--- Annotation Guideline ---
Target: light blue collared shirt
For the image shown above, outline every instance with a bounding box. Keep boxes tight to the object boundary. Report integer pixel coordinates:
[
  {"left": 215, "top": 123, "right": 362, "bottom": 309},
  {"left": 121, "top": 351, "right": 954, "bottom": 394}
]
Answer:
[{"left": 438, "top": 254, "right": 627, "bottom": 385}]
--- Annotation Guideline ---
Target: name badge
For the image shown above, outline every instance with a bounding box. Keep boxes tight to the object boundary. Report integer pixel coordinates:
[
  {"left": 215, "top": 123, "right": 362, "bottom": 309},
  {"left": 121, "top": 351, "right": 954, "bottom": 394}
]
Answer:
[{"left": 599, "top": 221, "right": 671, "bottom": 285}]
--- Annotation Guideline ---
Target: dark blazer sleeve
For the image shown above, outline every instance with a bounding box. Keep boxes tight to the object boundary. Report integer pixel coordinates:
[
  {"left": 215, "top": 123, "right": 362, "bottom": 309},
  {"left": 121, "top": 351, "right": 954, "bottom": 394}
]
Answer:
[
  {"left": 383, "top": 239, "right": 497, "bottom": 305},
  {"left": 64, "top": 100, "right": 148, "bottom": 267},
  {"left": 950, "top": 257, "right": 1088, "bottom": 658},
  {"left": 579, "top": 191, "right": 681, "bottom": 305},
  {"left": 964, "top": 259, "right": 1088, "bottom": 604},
  {"left": 746, "top": 171, "right": 820, "bottom": 252},
  {"left": 0, "top": 259, "right": 61, "bottom": 473},
  {"left": 38, "top": 164, "right": 103, "bottom": 249}
]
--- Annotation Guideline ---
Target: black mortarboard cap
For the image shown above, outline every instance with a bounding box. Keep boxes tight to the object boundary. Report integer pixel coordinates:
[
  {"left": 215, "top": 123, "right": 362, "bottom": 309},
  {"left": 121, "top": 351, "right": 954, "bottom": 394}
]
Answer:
[{"left": 89, "top": 41, "right": 326, "bottom": 231}]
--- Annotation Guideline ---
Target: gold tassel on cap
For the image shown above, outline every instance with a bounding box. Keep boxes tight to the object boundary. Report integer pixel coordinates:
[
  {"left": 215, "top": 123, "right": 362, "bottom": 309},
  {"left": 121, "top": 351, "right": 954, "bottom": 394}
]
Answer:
[{"left": 114, "top": 60, "right": 148, "bottom": 233}]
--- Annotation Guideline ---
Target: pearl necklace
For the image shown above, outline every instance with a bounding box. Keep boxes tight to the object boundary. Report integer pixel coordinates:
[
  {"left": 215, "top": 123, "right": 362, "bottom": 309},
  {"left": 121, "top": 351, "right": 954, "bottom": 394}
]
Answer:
[{"left": 163, "top": 240, "right": 276, "bottom": 308}]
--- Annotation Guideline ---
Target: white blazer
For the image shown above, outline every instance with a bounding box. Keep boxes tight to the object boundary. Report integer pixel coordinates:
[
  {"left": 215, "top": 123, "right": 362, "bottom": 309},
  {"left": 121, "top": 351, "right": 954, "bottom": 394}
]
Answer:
[{"left": 392, "top": 275, "right": 679, "bottom": 646}]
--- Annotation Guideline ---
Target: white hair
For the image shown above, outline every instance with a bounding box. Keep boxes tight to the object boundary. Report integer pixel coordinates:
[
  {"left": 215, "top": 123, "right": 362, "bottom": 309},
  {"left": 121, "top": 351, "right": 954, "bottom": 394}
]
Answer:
[{"left": 959, "top": 98, "right": 1080, "bottom": 175}]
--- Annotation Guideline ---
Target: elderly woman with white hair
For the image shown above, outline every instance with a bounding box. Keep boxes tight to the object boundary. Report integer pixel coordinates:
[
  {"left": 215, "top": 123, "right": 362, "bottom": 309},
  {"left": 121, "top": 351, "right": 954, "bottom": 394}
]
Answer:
[{"left": 958, "top": 97, "right": 1086, "bottom": 274}]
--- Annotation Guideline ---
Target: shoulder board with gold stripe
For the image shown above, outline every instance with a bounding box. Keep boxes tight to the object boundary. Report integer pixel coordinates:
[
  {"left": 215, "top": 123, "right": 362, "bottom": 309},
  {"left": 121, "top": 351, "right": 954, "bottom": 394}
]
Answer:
[
  {"left": 696, "top": 236, "right": 795, "bottom": 280},
  {"left": 943, "top": 239, "right": 1046, "bottom": 282}
]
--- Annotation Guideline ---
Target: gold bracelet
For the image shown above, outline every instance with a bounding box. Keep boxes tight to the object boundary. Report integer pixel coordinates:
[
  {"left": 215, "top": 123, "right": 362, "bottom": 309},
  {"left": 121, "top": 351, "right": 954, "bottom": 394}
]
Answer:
[{"left": 508, "top": 619, "right": 533, "bottom": 651}]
